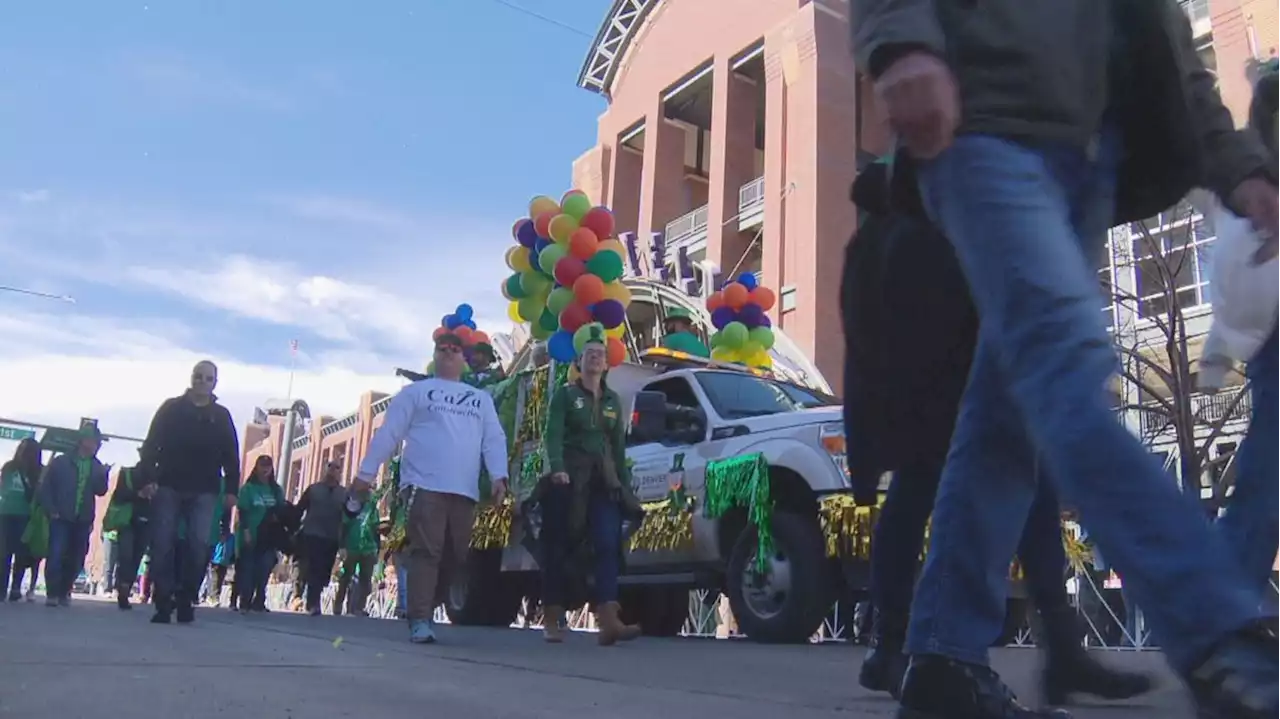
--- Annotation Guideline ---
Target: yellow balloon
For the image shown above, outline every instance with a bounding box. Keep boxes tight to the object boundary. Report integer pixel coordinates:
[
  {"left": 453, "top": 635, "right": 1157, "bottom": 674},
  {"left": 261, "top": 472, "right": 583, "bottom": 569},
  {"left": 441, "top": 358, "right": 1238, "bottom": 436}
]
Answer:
[
  {"left": 710, "top": 347, "right": 737, "bottom": 363},
  {"left": 597, "top": 238, "right": 626, "bottom": 258},
  {"left": 548, "top": 214, "right": 579, "bottom": 244},
  {"left": 505, "top": 246, "right": 532, "bottom": 274},
  {"left": 507, "top": 301, "right": 522, "bottom": 323},
  {"left": 606, "top": 324, "right": 625, "bottom": 339},
  {"left": 602, "top": 281, "right": 632, "bottom": 307},
  {"left": 529, "top": 195, "right": 559, "bottom": 218}
]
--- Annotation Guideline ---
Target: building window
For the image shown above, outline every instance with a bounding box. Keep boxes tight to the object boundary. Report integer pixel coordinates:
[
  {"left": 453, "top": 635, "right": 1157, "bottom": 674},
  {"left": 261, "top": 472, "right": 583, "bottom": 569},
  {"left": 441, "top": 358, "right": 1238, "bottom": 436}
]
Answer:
[
  {"left": 1129, "top": 204, "right": 1214, "bottom": 320},
  {"left": 1181, "top": 0, "right": 1209, "bottom": 26},
  {"left": 780, "top": 285, "right": 798, "bottom": 313},
  {"left": 1098, "top": 240, "right": 1115, "bottom": 328},
  {"left": 332, "top": 442, "right": 349, "bottom": 476}
]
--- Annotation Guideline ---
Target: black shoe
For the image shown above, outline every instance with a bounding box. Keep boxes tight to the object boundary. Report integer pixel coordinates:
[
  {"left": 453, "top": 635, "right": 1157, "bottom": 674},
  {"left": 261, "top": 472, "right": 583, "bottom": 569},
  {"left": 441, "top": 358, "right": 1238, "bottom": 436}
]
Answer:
[
  {"left": 896, "top": 655, "right": 1070, "bottom": 718},
  {"left": 117, "top": 590, "right": 132, "bottom": 611},
  {"left": 150, "top": 609, "right": 171, "bottom": 624},
  {"left": 1187, "top": 622, "right": 1278, "bottom": 719},
  {"left": 176, "top": 600, "right": 195, "bottom": 624},
  {"left": 859, "top": 609, "right": 909, "bottom": 698},
  {"left": 1039, "top": 607, "right": 1152, "bottom": 705}
]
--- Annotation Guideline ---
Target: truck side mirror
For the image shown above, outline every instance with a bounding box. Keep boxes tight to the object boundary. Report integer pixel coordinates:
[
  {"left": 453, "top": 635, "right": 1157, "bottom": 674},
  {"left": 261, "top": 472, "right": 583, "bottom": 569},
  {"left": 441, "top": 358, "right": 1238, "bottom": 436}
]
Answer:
[{"left": 630, "top": 391, "right": 668, "bottom": 444}]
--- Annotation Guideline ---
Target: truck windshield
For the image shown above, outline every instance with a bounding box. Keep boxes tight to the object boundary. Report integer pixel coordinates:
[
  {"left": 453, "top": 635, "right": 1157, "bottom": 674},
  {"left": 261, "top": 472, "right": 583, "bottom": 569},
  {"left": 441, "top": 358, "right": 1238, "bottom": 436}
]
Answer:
[{"left": 695, "top": 371, "right": 836, "bottom": 419}]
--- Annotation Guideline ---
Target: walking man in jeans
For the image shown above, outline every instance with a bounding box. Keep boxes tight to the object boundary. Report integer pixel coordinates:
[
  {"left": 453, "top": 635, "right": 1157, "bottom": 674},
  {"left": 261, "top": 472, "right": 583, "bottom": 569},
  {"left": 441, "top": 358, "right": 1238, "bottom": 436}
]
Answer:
[
  {"left": 852, "top": 1, "right": 1278, "bottom": 716},
  {"left": 39, "top": 423, "right": 109, "bottom": 606},
  {"left": 139, "top": 360, "right": 241, "bottom": 624},
  {"left": 353, "top": 331, "right": 509, "bottom": 644},
  {"left": 297, "top": 461, "right": 351, "bottom": 615}
]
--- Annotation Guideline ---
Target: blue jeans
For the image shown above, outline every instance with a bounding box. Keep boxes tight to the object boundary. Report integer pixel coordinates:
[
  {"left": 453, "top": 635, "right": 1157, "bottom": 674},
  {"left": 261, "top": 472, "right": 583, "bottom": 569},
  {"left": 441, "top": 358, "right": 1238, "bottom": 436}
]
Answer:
[
  {"left": 46, "top": 518, "right": 92, "bottom": 598},
  {"left": 395, "top": 559, "right": 408, "bottom": 615},
  {"left": 235, "top": 544, "right": 277, "bottom": 609},
  {"left": 540, "top": 485, "right": 623, "bottom": 607},
  {"left": 906, "top": 132, "right": 1267, "bottom": 674},
  {"left": 149, "top": 488, "right": 217, "bottom": 606},
  {"left": 1218, "top": 330, "right": 1279, "bottom": 595}
]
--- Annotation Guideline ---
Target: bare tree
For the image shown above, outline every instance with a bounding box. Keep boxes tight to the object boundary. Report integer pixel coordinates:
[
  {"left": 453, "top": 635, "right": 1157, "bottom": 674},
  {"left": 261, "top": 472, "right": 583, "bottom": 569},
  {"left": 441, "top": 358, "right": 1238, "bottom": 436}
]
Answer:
[{"left": 1103, "top": 199, "right": 1252, "bottom": 512}]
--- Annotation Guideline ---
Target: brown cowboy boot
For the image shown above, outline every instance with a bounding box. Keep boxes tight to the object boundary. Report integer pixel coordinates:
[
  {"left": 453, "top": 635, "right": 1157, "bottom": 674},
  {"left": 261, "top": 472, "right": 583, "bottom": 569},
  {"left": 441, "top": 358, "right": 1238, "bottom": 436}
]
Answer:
[
  {"left": 595, "top": 601, "right": 641, "bottom": 646},
  {"left": 543, "top": 605, "right": 566, "bottom": 643}
]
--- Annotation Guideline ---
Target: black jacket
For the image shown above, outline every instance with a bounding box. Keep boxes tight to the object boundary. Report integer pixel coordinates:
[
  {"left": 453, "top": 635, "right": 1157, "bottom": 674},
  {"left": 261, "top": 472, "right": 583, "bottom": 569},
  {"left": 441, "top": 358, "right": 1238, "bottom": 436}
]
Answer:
[
  {"left": 842, "top": 162, "right": 978, "bottom": 503},
  {"left": 140, "top": 391, "right": 241, "bottom": 496}
]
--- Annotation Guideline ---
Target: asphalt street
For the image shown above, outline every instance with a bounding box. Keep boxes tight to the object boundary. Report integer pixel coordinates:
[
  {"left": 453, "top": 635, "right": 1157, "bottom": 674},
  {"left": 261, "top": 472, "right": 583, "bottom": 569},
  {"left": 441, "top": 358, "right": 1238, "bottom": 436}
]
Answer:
[{"left": 0, "top": 596, "right": 1196, "bottom": 718}]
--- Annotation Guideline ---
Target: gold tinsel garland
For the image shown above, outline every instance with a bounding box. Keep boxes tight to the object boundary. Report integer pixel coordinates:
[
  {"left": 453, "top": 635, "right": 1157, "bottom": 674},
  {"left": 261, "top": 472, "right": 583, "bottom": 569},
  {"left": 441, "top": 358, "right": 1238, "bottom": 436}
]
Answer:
[
  {"left": 470, "top": 496, "right": 515, "bottom": 550},
  {"left": 817, "top": 494, "right": 1096, "bottom": 579},
  {"left": 629, "top": 497, "right": 696, "bottom": 552}
]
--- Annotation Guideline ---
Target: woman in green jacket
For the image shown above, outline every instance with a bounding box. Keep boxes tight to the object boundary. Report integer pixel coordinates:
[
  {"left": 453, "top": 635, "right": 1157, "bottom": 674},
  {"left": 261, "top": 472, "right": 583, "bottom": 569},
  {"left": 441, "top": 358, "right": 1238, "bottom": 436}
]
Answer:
[
  {"left": 539, "top": 324, "right": 643, "bottom": 645},
  {"left": 235, "top": 456, "right": 283, "bottom": 613},
  {"left": 0, "top": 438, "right": 42, "bottom": 601}
]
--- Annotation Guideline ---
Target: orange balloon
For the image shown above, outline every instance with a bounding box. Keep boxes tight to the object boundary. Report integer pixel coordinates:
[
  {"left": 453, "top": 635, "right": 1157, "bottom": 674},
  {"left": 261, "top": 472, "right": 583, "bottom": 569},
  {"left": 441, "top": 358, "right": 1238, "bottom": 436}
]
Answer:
[
  {"left": 706, "top": 291, "right": 725, "bottom": 313},
  {"left": 534, "top": 211, "right": 556, "bottom": 239},
  {"left": 454, "top": 326, "right": 474, "bottom": 344},
  {"left": 471, "top": 331, "right": 490, "bottom": 346},
  {"left": 722, "top": 283, "right": 749, "bottom": 310},
  {"left": 568, "top": 227, "right": 599, "bottom": 260},
  {"left": 748, "top": 286, "right": 776, "bottom": 312},
  {"left": 432, "top": 326, "right": 448, "bottom": 341},
  {"left": 606, "top": 336, "right": 627, "bottom": 367},
  {"left": 573, "top": 274, "right": 606, "bottom": 306}
]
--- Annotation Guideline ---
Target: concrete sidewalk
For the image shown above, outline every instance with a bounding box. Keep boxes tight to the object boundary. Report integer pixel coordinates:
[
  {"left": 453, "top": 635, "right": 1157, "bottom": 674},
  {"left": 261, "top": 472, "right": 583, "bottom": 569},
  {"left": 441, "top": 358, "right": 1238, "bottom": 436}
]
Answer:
[{"left": 0, "top": 598, "right": 1194, "bottom": 718}]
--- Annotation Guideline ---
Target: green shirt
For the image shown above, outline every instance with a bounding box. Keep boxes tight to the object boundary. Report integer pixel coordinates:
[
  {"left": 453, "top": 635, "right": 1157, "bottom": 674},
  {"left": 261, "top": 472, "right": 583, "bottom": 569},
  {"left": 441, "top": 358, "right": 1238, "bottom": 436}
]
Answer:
[
  {"left": 544, "top": 381, "right": 629, "bottom": 483},
  {"left": 0, "top": 470, "right": 33, "bottom": 516},
  {"left": 236, "top": 481, "right": 281, "bottom": 545},
  {"left": 661, "top": 331, "right": 710, "bottom": 358},
  {"left": 343, "top": 501, "right": 379, "bottom": 556}
]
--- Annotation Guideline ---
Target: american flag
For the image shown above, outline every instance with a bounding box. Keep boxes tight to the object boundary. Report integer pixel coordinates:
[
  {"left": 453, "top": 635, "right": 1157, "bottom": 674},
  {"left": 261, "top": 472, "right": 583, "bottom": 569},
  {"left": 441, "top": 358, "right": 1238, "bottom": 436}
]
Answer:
[{"left": 290, "top": 339, "right": 299, "bottom": 354}]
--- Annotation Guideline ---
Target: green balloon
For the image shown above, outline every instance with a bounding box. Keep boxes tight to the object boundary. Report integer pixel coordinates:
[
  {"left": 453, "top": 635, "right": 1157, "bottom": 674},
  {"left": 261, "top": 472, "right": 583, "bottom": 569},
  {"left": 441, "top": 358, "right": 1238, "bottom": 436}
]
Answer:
[
  {"left": 547, "top": 286, "right": 575, "bottom": 315},
  {"left": 562, "top": 193, "right": 592, "bottom": 220},
  {"left": 538, "top": 308, "right": 559, "bottom": 332},
  {"left": 530, "top": 322, "right": 552, "bottom": 340},
  {"left": 539, "top": 243, "right": 568, "bottom": 275},
  {"left": 721, "top": 321, "right": 749, "bottom": 349},
  {"left": 709, "top": 331, "right": 723, "bottom": 348},
  {"left": 517, "top": 296, "right": 544, "bottom": 323},
  {"left": 505, "top": 273, "right": 527, "bottom": 300},
  {"left": 748, "top": 326, "right": 775, "bottom": 351},
  {"left": 521, "top": 272, "right": 552, "bottom": 298},
  {"left": 585, "top": 250, "right": 624, "bottom": 283}
]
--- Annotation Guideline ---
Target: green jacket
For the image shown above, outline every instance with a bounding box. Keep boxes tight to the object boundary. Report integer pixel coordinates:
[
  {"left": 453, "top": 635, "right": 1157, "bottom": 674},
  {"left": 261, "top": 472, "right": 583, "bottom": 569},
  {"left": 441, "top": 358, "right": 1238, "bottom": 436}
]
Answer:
[
  {"left": 0, "top": 468, "right": 34, "bottom": 516},
  {"left": 660, "top": 331, "right": 710, "bottom": 358},
  {"left": 545, "top": 380, "right": 629, "bottom": 483},
  {"left": 236, "top": 480, "right": 281, "bottom": 546},
  {"left": 343, "top": 500, "right": 380, "bottom": 556}
]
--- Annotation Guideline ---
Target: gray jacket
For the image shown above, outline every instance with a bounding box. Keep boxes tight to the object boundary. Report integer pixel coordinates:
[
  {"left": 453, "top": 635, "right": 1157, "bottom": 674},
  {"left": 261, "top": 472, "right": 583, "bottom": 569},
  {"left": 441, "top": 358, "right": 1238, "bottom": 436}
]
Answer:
[
  {"left": 38, "top": 453, "right": 109, "bottom": 523},
  {"left": 298, "top": 481, "right": 351, "bottom": 541},
  {"left": 852, "top": 0, "right": 1273, "bottom": 224}
]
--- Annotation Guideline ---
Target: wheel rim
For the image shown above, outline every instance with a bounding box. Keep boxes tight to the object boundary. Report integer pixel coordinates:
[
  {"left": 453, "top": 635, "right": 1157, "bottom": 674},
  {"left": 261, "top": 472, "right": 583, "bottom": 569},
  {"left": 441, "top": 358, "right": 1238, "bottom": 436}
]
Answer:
[{"left": 740, "top": 546, "right": 792, "bottom": 620}]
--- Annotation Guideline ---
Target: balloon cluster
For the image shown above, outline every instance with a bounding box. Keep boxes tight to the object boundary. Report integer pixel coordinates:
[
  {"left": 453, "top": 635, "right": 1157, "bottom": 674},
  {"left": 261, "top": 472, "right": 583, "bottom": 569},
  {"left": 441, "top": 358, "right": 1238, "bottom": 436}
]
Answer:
[
  {"left": 432, "top": 303, "right": 492, "bottom": 349},
  {"left": 502, "top": 190, "right": 630, "bottom": 366},
  {"left": 706, "top": 273, "right": 777, "bottom": 369}
]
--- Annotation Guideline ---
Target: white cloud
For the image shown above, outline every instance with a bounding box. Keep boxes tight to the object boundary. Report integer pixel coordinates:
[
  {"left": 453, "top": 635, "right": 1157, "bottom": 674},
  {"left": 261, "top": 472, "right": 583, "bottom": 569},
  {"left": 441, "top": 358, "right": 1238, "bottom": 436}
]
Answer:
[
  {"left": 0, "top": 312, "right": 405, "bottom": 469},
  {"left": 14, "top": 189, "right": 50, "bottom": 204}
]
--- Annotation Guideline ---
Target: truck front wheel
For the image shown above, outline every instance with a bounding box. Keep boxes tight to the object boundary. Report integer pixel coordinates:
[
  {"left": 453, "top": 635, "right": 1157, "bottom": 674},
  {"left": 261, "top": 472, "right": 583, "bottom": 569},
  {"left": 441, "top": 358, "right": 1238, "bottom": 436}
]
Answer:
[{"left": 725, "top": 511, "right": 831, "bottom": 644}]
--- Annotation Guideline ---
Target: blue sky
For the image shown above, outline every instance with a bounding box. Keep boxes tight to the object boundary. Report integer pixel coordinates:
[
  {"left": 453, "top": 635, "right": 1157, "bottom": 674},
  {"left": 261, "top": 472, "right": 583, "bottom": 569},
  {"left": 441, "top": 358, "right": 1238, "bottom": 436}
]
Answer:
[{"left": 0, "top": 0, "right": 611, "bottom": 465}]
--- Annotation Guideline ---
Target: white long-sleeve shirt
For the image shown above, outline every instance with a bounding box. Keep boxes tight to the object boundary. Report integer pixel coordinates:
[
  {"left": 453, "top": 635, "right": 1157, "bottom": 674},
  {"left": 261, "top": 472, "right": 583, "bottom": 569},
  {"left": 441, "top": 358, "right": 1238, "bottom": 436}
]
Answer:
[{"left": 356, "top": 378, "right": 509, "bottom": 501}]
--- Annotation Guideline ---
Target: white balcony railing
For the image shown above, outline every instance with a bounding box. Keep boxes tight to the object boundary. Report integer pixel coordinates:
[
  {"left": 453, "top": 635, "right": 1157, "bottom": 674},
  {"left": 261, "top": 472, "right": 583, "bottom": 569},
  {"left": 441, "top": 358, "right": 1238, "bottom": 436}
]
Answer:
[
  {"left": 664, "top": 205, "right": 709, "bottom": 247},
  {"left": 738, "top": 176, "right": 765, "bottom": 214},
  {"left": 1135, "top": 390, "right": 1253, "bottom": 437}
]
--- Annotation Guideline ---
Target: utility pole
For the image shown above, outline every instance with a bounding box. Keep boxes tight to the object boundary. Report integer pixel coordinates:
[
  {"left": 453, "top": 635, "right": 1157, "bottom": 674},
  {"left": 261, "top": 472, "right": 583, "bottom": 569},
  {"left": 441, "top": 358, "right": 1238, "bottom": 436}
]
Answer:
[{"left": 0, "top": 285, "right": 75, "bottom": 303}]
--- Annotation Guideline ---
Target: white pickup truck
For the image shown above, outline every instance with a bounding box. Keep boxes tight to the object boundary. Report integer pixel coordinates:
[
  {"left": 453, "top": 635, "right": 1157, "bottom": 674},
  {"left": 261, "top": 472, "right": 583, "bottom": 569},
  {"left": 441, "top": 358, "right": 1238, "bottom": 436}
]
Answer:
[{"left": 448, "top": 349, "right": 857, "bottom": 644}]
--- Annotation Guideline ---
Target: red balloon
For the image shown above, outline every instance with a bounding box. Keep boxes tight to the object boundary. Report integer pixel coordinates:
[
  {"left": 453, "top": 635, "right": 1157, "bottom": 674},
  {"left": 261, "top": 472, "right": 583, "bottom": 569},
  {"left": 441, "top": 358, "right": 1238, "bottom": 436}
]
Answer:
[
  {"left": 432, "top": 326, "right": 448, "bottom": 341},
  {"left": 606, "top": 336, "right": 627, "bottom": 367},
  {"left": 554, "top": 255, "right": 587, "bottom": 287},
  {"left": 454, "top": 326, "right": 474, "bottom": 345},
  {"left": 573, "top": 274, "right": 606, "bottom": 306},
  {"left": 722, "top": 282, "right": 749, "bottom": 310},
  {"left": 568, "top": 227, "right": 599, "bottom": 260},
  {"left": 581, "top": 207, "right": 615, "bottom": 239},
  {"left": 534, "top": 211, "right": 556, "bottom": 239},
  {"left": 706, "top": 291, "right": 725, "bottom": 313},
  {"left": 748, "top": 286, "right": 776, "bottom": 312},
  {"left": 471, "top": 331, "right": 490, "bottom": 346},
  {"left": 559, "top": 302, "right": 592, "bottom": 333}
]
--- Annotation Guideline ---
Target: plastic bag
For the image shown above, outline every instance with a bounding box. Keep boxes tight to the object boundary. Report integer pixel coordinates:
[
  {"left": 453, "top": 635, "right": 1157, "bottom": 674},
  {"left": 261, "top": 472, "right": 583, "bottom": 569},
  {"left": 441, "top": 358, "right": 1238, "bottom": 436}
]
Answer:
[
  {"left": 22, "top": 503, "right": 49, "bottom": 559},
  {"left": 1199, "top": 198, "right": 1279, "bottom": 390}
]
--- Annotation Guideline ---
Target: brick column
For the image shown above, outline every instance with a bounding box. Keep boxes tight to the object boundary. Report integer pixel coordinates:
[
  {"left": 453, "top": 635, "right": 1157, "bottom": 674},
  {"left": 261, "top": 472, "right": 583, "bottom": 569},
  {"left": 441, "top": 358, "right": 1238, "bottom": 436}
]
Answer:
[
  {"left": 609, "top": 144, "right": 644, "bottom": 237},
  {"left": 637, "top": 109, "right": 687, "bottom": 258},
  {"left": 707, "top": 56, "right": 760, "bottom": 276}
]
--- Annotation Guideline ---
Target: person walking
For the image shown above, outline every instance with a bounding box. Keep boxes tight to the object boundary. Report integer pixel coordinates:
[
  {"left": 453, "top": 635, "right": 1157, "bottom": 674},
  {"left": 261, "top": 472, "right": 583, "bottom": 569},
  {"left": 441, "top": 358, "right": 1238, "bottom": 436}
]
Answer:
[
  {"left": 235, "top": 456, "right": 286, "bottom": 614},
  {"left": 334, "top": 481, "right": 379, "bottom": 616},
  {"left": 296, "top": 460, "right": 351, "bottom": 616},
  {"left": 102, "top": 459, "right": 156, "bottom": 610},
  {"left": 99, "top": 528, "right": 119, "bottom": 597},
  {"left": 38, "top": 424, "right": 109, "bottom": 606},
  {"left": 0, "top": 438, "right": 42, "bottom": 602},
  {"left": 538, "top": 324, "right": 643, "bottom": 645},
  {"left": 843, "top": 159, "right": 1150, "bottom": 706},
  {"left": 851, "top": 2, "right": 1279, "bottom": 717},
  {"left": 352, "top": 330, "right": 509, "bottom": 644},
  {"left": 208, "top": 521, "right": 234, "bottom": 607},
  {"left": 139, "top": 360, "right": 241, "bottom": 625}
]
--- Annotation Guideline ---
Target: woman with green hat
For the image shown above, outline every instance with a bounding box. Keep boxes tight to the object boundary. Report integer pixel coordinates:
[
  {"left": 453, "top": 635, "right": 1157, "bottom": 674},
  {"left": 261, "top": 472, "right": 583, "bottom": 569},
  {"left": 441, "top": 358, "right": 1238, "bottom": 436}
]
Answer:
[{"left": 539, "top": 323, "right": 643, "bottom": 644}]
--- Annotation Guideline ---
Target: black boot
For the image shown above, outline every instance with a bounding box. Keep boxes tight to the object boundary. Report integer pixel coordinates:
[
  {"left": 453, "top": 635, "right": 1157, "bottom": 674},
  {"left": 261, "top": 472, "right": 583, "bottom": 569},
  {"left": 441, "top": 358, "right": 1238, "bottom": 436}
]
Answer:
[
  {"left": 897, "top": 655, "right": 1071, "bottom": 718},
  {"left": 116, "top": 584, "right": 132, "bottom": 610},
  {"left": 1039, "top": 606, "right": 1152, "bottom": 706},
  {"left": 175, "top": 592, "right": 195, "bottom": 624},
  {"left": 150, "top": 597, "right": 172, "bottom": 624},
  {"left": 1187, "top": 621, "right": 1278, "bottom": 719},
  {"left": 860, "top": 609, "right": 909, "bottom": 698}
]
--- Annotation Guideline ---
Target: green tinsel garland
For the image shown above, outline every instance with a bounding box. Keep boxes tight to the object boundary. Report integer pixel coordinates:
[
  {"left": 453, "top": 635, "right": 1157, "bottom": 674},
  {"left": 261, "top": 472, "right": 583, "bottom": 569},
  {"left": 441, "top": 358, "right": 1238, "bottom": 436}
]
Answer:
[{"left": 702, "top": 453, "right": 773, "bottom": 573}]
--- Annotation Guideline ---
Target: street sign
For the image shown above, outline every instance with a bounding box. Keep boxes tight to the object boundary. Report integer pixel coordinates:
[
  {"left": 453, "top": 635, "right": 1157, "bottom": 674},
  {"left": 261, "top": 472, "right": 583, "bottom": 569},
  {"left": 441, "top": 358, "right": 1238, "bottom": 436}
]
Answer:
[{"left": 0, "top": 425, "right": 36, "bottom": 442}]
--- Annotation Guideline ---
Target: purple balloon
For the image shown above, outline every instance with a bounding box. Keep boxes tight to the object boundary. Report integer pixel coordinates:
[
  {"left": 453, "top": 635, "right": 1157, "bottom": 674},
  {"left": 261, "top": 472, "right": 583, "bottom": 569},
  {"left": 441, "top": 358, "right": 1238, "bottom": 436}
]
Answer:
[
  {"left": 760, "top": 314, "right": 772, "bottom": 328},
  {"left": 711, "top": 306, "right": 737, "bottom": 330},
  {"left": 516, "top": 221, "right": 540, "bottom": 248},
  {"left": 738, "top": 303, "right": 764, "bottom": 329},
  {"left": 592, "top": 299, "right": 626, "bottom": 329}
]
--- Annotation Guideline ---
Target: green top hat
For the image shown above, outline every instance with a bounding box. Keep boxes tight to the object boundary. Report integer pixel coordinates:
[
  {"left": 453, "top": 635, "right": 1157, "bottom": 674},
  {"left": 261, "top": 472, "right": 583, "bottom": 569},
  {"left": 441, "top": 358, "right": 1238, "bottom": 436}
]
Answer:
[{"left": 665, "top": 307, "right": 694, "bottom": 324}]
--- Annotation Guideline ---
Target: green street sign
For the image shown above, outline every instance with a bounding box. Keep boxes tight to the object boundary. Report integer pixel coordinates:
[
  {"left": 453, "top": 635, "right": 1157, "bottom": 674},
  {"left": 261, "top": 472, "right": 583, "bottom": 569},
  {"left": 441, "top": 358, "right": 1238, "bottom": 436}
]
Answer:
[{"left": 0, "top": 425, "right": 36, "bottom": 442}]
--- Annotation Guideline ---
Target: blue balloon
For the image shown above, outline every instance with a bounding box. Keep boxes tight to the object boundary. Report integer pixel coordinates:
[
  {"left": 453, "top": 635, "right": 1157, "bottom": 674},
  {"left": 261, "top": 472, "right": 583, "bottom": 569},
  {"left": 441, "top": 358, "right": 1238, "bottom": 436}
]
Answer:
[
  {"left": 534, "top": 238, "right": 552, "bottom": 253},
  {"left": 548, "top": 331, "right": 577, "bottom": 363},
  {"left": 711, "top": 306, "right": 737, "bottom": 330},
  {"left": 737, "top": 272, "right": 758, "bottom": 291},
  {"left": 446, "top": 314, "right": 463, "bottom": 330},
  {"left": 456, "top": 303, "right": 474, "bottom": 321},
  {"left": 738, "top": 303, "right": 764, "bottom": 329},
  {"left": 464, "top": 319, "right": 477, "bottom": 330}
]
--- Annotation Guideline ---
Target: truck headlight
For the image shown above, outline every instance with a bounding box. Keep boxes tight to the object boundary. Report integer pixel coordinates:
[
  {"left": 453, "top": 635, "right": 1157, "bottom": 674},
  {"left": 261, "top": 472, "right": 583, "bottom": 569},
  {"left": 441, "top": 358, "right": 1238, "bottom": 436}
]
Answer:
[{"left": 819, "top": 423, "right": 849, "bottom": 483}]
